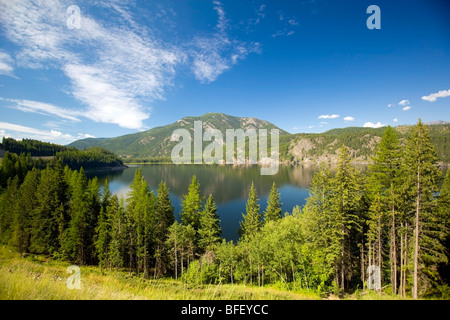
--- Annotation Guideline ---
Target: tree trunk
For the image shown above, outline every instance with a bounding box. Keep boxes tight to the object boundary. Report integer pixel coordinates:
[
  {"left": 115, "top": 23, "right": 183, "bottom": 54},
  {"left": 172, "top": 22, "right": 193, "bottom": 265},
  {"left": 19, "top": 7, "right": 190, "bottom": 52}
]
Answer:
[
  {"left": 413, "top": 162, "right": 420, "bottom": 299},
  {"left": 403, "top": 222, "right": 408, "bottom": 297},
  {"left": 378, "top": 216, "right": 382, "bottom": 292},
  {"left": 391, "top": 187, "right": 397, "bottom": 295},
  {"left": 174, "top": 245, "right": 178, "bottom": 280},
  {"left": 399, "top": 223, "right": 403, "bottom": 297}
]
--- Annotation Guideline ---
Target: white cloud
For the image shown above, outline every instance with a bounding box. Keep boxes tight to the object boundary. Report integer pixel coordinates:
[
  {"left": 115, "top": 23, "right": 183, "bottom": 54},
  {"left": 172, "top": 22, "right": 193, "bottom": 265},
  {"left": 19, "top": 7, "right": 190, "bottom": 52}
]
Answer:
[
  {"left": 421, "top": 89, "right": 450, "bottom": 102},
  {"left": 344, "top": 116, "right": 355, "bottom": 121},
  {"left": 398, "top": 99, "right": 410, "bottom": 106},
  {"left": 318, "top": 114, "right": 339, "bottom": 119},
  {"left": 64, "top": 63, "right": 151, "bottom": 129},
  {"left": 0, "top": 1, "right": 261, "bottom": 129},
  {"left": 0, "top": 50, "right": 15, "bottom": 77},
  {"left": 190, "top": 1, "right": 260, "bottom": 83},
  {"left": 387, "top": 104, "right": 394, "bottom": 108},
  {"left": 0, "top": 0, "right": 182, "bottom": 130},
  {"left": 320, "top": 121, "right": 328, "bottom": 125},
  {"left": 0, "top": 121, "right": 76, "bottom": 143},
  {"left": 402, "top": 106, "right": 411, "bottom": 111},
  {"left": 77, "top": 133, "right": 95, "bottom": 139},
  {"left": 363, "top": 121, "right": 385, "bottom": 128},
  {"left": 3, "top": 98, "right": 80, "bottom": 122},
  {"left": 393, "top": 118, "right": 398, "bottom": 122},
  {"left": 288, "top": 19, "right": 299, "bottom": 26},
  {"left": 0, "top": 129, "right": 10, "bottom": 139}
]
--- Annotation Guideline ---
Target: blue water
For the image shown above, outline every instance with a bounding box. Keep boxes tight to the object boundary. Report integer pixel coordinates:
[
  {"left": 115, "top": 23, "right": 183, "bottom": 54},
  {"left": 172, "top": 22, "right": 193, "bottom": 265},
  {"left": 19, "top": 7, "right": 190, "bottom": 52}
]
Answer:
[{"left": 91, "top": 164, "right": 319, "bottom": 242}]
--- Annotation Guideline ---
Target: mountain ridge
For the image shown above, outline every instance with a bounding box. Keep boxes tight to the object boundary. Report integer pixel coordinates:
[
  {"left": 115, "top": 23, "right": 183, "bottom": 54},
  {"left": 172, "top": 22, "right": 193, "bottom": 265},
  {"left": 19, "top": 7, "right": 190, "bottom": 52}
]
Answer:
[
  {"left": 68, "top": 114, "right": 450, "bottom": 163},
  {"left": 69, "top": 113, "right": 287, "bottom": 160}
]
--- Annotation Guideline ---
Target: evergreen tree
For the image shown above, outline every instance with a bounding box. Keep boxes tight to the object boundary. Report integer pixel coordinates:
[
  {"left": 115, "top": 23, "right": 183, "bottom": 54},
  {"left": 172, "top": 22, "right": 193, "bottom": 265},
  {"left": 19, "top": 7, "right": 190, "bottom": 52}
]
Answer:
[
  {"left": 31, "top": 166, "right": 65, "bottom": 255},
  {"left": 302, "top": 163, "right": 337, "bottom": 289},
  {"left": 127, "top": 168, "right": 156, "bottom": 276},
  {"left": 239, "top": 182, "right": 262, "bottom": 241},
  {"left": 367, "top": 125, "right": 402, "bottom": 293},
  {"left": 198, "top": 194, "right": 222, "bottom": 251},
  {"left": 180, "top": 176, "right": 202, "bottom": 230},
  {"left": 331, "top": 145, "right": 364, "bottom": 292},
  {"left": 263, "top": 182, "right": 282, "bottom": 222},
  {"left": 108, "top": 195, "right": 126, "bottom": 271},
  {"left": 154, "top": 181, "right": 175, "bottom": 278},
  {"left": 95, "top": 205, "right": 110, "bottom": 271},
  {"left": 86, "top": 176, "right": 101, "bottom": 264},
  {"left": 102, "top": 179, "right": 111, "bottom": 211},
  {"left": 438, "top": 170, "right": 450, "bottom": 284},
  {"left": 62, "top": 168, "right": 89, "bottom": 264},
  {"left": 10, "top": 169, "right": 40, "bottom": 256},
  {"left": 0, "top": 176, "right": 19, "bottom": 243},
  {"left": 401, "top": 119, "right": 444, "bottom": 298},
  {"left": 166, "top": 221, "right": 186, "bottom": 280}
]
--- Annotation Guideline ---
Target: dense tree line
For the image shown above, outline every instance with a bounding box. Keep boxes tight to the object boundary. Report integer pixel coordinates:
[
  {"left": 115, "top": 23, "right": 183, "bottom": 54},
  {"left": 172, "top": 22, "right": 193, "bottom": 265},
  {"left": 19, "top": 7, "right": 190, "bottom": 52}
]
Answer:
[
  {"left": 0, "top": 145, "right": 124, "bottom": 189},
  {"left": 55, "top": 147, "right": 125, "bottom": 170},
  {"left": 0, "top": 152, "right": 47, "bottom": 189},
  {"left": 0, "top": 120, "right": 448, "bottom": 298},
  {"left": 0, "top": 137, "right": 70, "bottom": 156}
]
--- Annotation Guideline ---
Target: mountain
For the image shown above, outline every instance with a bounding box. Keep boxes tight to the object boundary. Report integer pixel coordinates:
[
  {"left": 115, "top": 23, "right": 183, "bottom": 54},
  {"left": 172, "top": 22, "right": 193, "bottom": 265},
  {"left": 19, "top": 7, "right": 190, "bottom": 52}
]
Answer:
[
  {"left": 69, "top": 114, "right": 450, "bottom": 164},
  {"left": 69, "top": 113, "right": 288, "bottom": 159},
  {"left": 425, "top": 120, "right": 449, "bottom": 125}
]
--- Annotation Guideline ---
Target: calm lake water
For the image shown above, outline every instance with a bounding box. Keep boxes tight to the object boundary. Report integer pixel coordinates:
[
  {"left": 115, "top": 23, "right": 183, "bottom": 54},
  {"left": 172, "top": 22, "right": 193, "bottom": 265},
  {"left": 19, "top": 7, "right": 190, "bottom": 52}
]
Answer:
[{"left": 90, "top": 164, "right": 364, "bottom": 242}]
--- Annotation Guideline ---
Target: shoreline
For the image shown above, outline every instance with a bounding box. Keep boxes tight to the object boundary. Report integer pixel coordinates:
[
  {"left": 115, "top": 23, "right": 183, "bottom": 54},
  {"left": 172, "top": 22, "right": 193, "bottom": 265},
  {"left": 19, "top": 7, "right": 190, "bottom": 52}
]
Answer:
[{"left": 123, "top": 160, "right": 450, "bottom": 167}]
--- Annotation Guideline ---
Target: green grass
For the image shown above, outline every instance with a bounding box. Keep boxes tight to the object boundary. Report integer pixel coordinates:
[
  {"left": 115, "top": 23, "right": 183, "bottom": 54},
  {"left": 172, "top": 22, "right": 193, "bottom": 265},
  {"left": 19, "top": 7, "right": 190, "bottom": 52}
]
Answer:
[{"left": 0, "top": 246, "right": 320, "bottom": 300}]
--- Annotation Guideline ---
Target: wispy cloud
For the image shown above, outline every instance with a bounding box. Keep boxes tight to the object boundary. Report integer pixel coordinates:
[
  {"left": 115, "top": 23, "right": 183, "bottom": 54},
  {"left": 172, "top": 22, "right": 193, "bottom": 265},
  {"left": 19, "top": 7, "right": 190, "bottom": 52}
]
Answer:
[
  {"left": 318, "top": 114, "right": 339, "bottom": 119},
  {"left": 272, "top": 11, "right": 298, "bottom": 37},
  {"left": 363, "top": 121, "right": 385, "bottom": 128},
  {"left": 0, "top": 121, "right": 82, "bottom": 143},
  {"left": 398, "top": 99, "right": 410, "bottom": 106},
  {"left": 393, "top": 118, "right": 398, "bottom": 122},
  {"left": 344, "top": 116, "right": 355, "bottom": 121},
  {"left": 2, "top": 98, "right": 80, "bottom": 122},
  {"left": 191, "top": 1, "right": 260, "bottom": 83},
  {"left": 0, "top": 50, "right": 15, "bottom": 77},
  {"left": 0, "top": 0, "right": 181, "bottom": 130},
  {"left": 402, "top": 106, "right": 411, "bottom": 111},
  {"left": 1, "top": 0, "right": 257, "bottom": 129},
  {"left": 421, "top": 89, "right": 450, "bottom": 102},
  {"left": 387, "top": 104, "right": 394, "bottom": 108}
]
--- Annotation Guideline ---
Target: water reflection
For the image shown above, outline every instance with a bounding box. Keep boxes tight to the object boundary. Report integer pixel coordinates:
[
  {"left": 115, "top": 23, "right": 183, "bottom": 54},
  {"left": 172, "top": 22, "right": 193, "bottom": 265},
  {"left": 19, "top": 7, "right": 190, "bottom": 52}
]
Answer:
[{"left": 89, "top": 164, "right": 352, "bottom": 241}]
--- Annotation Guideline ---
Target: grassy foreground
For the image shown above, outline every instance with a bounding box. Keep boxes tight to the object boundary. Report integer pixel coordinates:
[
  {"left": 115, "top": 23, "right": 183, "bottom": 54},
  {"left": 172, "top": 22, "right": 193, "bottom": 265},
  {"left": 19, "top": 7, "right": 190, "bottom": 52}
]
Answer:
[{"left": 0, "top": 246, "right": 320, "bottom": 300}]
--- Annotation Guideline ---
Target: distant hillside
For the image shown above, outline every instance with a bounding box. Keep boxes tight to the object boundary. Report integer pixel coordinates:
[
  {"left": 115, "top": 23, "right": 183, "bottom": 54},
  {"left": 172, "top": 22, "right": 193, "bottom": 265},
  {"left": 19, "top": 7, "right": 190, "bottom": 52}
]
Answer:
[
  {"left": 285, "top": 124, "right": 450, "bottom": 164},
  {"left": 69, "top": 114, "right": 450, "bottom": 164},
  {"left": 0, "top": 137, "right": 125, "bottom": 171},
  {"left": 69, "top": 113, "right": 288, "bottom": 159}
]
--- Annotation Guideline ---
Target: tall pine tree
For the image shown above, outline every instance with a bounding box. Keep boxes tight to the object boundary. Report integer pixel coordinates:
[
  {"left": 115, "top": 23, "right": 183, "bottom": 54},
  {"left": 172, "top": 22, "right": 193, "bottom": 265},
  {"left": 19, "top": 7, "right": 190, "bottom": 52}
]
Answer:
[
  {"left": 239, "top": 182, "right": 262, "bottom": 241},
  {"left": 154, "top": 181, "right": 175, "bottom": 277},
  {"left": 367, "top": 125, "right": 402, "bottom": 293},
  {"left": 401, "top": 119, "right": 444, "bottom": 298},
  {"left": 180, "top": 176, "right": 202, "bottom": 230},
  {"left": 198, "top": 194, "right": 222, "bottom": 251},
  {"left": 264, "top": 182, "right": 282, "bottom": 223}
]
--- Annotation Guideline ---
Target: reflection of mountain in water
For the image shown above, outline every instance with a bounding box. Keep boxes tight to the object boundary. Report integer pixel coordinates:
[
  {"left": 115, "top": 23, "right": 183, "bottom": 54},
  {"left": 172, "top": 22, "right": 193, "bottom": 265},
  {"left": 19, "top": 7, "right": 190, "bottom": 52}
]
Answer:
[{"left": 96, "top": 164, "right": 319, "bottom": 204}]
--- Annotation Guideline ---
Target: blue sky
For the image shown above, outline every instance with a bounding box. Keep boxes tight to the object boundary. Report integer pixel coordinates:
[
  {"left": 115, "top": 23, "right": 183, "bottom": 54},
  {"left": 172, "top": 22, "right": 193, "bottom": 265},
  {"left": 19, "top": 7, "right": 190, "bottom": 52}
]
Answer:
[{"left": 0, "top": 0, "right": 449, "bottom": 145}]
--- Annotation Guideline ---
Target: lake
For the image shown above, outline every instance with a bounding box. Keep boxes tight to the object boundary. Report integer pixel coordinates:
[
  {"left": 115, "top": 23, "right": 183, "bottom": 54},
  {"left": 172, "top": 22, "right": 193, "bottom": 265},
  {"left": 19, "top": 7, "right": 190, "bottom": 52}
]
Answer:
[{"left": 90, "top": 164, "right": 362, "bottom": 242}]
